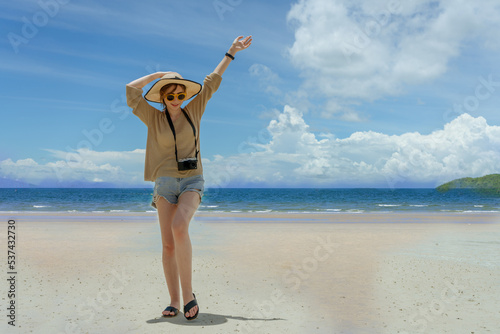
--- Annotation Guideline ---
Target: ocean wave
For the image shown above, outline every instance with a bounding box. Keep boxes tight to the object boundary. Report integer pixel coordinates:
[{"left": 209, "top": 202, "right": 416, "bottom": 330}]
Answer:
[
  {"left": 461, "top": 210, "right": 499, "bottom": 213},
  {"left": 2, "top": 188, "right": 498, "bottom": 214}
]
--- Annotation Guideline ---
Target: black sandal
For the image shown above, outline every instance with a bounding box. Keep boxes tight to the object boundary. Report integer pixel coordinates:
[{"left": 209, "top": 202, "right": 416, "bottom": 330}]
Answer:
[
  {"left": 162, "top": 306, "right": 179, "bottom": 318},
  {"left": 184, "top": 294, "right": 199, "bottom": 321}
]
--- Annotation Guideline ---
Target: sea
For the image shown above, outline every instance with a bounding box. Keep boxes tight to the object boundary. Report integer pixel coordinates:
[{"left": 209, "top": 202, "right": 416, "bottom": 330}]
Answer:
[{"left": 0, "top": 188, "right": 499, "bottom": 214}]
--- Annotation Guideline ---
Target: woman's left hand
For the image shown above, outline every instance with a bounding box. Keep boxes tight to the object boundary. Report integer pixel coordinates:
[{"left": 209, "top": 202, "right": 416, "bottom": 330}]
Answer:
[{"left": 229, "top": 35, "right": 252, "bottom": 54}]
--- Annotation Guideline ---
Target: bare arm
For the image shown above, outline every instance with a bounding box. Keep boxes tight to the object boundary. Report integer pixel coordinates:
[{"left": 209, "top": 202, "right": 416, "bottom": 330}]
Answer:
[
  {"left": 213, "top": 35, "right": 252, "bottom": 77},
  {"left": 127, "top": 71, "right": 171, "bottom": 89},
  {"left": 127, "top": 36, "right": 251, "bottom": 88}
]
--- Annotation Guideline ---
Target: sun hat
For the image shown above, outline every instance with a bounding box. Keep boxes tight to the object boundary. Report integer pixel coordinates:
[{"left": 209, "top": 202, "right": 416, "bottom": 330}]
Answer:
[{"left": 144, "top": 72, "right": 202, "bottom": 103}]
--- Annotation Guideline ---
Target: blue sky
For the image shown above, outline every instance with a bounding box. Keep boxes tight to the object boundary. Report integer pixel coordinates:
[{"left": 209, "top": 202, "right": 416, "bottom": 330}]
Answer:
[{"left": 1, "top": 0, "right": 500, "bottom": 188}]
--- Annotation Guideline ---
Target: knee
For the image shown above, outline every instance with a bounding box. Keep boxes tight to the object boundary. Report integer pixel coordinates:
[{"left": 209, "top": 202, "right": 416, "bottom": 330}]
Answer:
[
  {"left": 162, "top": 242, "right": 175, "bottom": 257},
  {"left": 171, "top": 219, "right": 189, "bottom": 240}
]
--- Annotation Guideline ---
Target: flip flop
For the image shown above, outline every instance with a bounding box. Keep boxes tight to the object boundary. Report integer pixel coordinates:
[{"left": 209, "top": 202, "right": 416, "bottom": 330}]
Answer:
[
  {"left": 162, "top": 306, "right": 179, "bottom": 318},
  {"left": 184, "top": 294, "right": 199, "bottom": 321}
]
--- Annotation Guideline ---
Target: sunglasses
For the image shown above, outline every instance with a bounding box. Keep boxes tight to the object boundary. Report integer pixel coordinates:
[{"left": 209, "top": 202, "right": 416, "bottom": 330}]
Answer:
[{"left": 165, "top": 92, "right": 187, "bottom": 101}]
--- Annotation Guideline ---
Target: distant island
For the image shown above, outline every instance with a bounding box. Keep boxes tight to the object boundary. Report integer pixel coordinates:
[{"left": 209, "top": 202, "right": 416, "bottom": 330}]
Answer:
[{"left": 437, "top": 174, "right": 500, "bottom": 194}]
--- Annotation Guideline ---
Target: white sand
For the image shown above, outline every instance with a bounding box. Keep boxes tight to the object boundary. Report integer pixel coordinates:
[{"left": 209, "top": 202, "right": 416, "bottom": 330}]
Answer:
[{"left": 0, "top": 212, "right": 499, "bottom": 333}]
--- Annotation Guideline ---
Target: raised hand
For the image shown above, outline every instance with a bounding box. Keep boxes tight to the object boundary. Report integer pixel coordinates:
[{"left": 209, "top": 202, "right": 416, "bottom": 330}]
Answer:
[
  {"left": 229, "top": 35, "right": 252, "bottom": 54},
  {"left": 214, "top": 35, "right": 253, "bottom": 76}
]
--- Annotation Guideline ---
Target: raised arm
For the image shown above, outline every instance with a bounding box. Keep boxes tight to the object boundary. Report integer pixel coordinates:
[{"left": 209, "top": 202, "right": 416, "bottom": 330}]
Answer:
[
  {"left": 213, "top": 35, "right": 252, "bottom": 77},
  {"left": 127, "top": 71, "right": 171, "bottom": 89}
]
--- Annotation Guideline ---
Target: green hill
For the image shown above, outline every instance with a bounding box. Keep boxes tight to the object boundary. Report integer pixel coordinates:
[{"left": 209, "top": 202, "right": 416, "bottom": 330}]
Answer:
[{"left": 437, "top": 174, "right": 500, "bottom": 194}]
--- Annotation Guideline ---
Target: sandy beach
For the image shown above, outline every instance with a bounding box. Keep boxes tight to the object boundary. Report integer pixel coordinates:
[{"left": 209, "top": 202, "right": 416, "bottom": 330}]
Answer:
[{"left": 1, "top": 211, "right": 499, "bottom": 333}]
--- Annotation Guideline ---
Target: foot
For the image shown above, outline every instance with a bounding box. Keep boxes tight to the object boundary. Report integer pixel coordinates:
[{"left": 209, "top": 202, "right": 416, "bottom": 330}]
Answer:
[
  {"left": 183, "top": 294, "right": 199, "bottom": 320},
  {"left": 162, "top": 303, "right": 180, "bottom": 317}
]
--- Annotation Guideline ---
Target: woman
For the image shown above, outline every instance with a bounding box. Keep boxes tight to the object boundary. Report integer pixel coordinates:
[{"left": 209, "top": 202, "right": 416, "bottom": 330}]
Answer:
[{"left": 126, "top": 35, "right": 252, "bottom": 320}]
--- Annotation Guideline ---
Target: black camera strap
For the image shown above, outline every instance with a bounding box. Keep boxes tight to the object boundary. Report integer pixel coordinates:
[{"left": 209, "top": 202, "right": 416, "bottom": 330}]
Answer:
[{"left": 165, "top": 109, "right": 198, "bottom": 163}]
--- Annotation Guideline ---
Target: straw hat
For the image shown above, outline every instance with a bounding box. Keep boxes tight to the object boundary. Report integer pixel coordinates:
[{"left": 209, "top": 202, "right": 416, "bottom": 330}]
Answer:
[{"left": 144, "top": 72, "right": 202, "bottom": 103}]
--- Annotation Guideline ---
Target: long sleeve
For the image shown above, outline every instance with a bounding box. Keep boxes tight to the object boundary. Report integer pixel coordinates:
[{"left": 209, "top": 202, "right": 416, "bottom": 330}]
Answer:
[
  {"left": 126, "top": 84, "right": 160, "bottom": 126},
  {"left": 185, "top": 72, "right": 222, "bottom": 120}
]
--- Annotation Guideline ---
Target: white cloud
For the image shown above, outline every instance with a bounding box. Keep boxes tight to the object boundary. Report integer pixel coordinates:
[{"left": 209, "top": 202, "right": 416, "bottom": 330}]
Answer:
[
  {"left": 286, "top": 0, "right": 500, "bottom": 119},
  {"left": 44, "top": 148, "right": 145, "bottom": 165},
  {"left": 202, "top": 105, "right": 500, "bottom": 188},
  {"left": 3, "top": 110, "right": 499, "bottom": 188},
  {"left": 249, "top": 63, "right": 283, "bottom": 101},
  {"left": 0, "top": 149, "right": 146, "bottom": 187}
]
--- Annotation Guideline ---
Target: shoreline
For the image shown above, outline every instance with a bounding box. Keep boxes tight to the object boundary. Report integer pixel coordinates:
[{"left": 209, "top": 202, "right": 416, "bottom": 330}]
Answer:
[{"left": 2, "top": 210, "right": 499, "bottom": 223}]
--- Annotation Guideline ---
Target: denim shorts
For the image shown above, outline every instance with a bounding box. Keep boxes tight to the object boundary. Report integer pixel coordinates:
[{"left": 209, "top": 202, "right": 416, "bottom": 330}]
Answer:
[{"left": 151, "top": 174, "right": 205, "bottom": 208}]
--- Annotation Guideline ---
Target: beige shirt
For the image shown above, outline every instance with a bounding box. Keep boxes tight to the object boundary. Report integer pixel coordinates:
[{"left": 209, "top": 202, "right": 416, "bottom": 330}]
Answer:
[{"left": 126, "top": 72, "right": 222, "bottom": 181}]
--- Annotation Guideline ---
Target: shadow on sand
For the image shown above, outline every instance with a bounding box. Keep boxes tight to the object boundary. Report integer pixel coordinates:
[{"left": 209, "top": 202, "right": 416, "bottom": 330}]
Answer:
[{"left": 146, "top": 312, "right": 285, "bottom": 327}]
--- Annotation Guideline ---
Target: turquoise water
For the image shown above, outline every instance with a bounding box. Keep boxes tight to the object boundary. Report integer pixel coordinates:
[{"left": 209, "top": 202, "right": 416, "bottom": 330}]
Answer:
[{"left": 0, "top": 188, "right": 498, "bottom": 213}]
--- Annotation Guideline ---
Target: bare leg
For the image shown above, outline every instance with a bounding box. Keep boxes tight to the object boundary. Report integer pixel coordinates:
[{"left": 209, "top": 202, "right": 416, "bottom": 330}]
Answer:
[
  {"left": 171, "top": 191, "right": 201, "bottom": 318},
  {"left": 156, "top": 197, "right": 180, "bottom": 316}
]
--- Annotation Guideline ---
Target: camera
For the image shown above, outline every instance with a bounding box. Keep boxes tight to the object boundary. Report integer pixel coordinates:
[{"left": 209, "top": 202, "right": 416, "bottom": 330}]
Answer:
[{"left": 178, "top": 157, "right": 198, "bottom": 171}]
